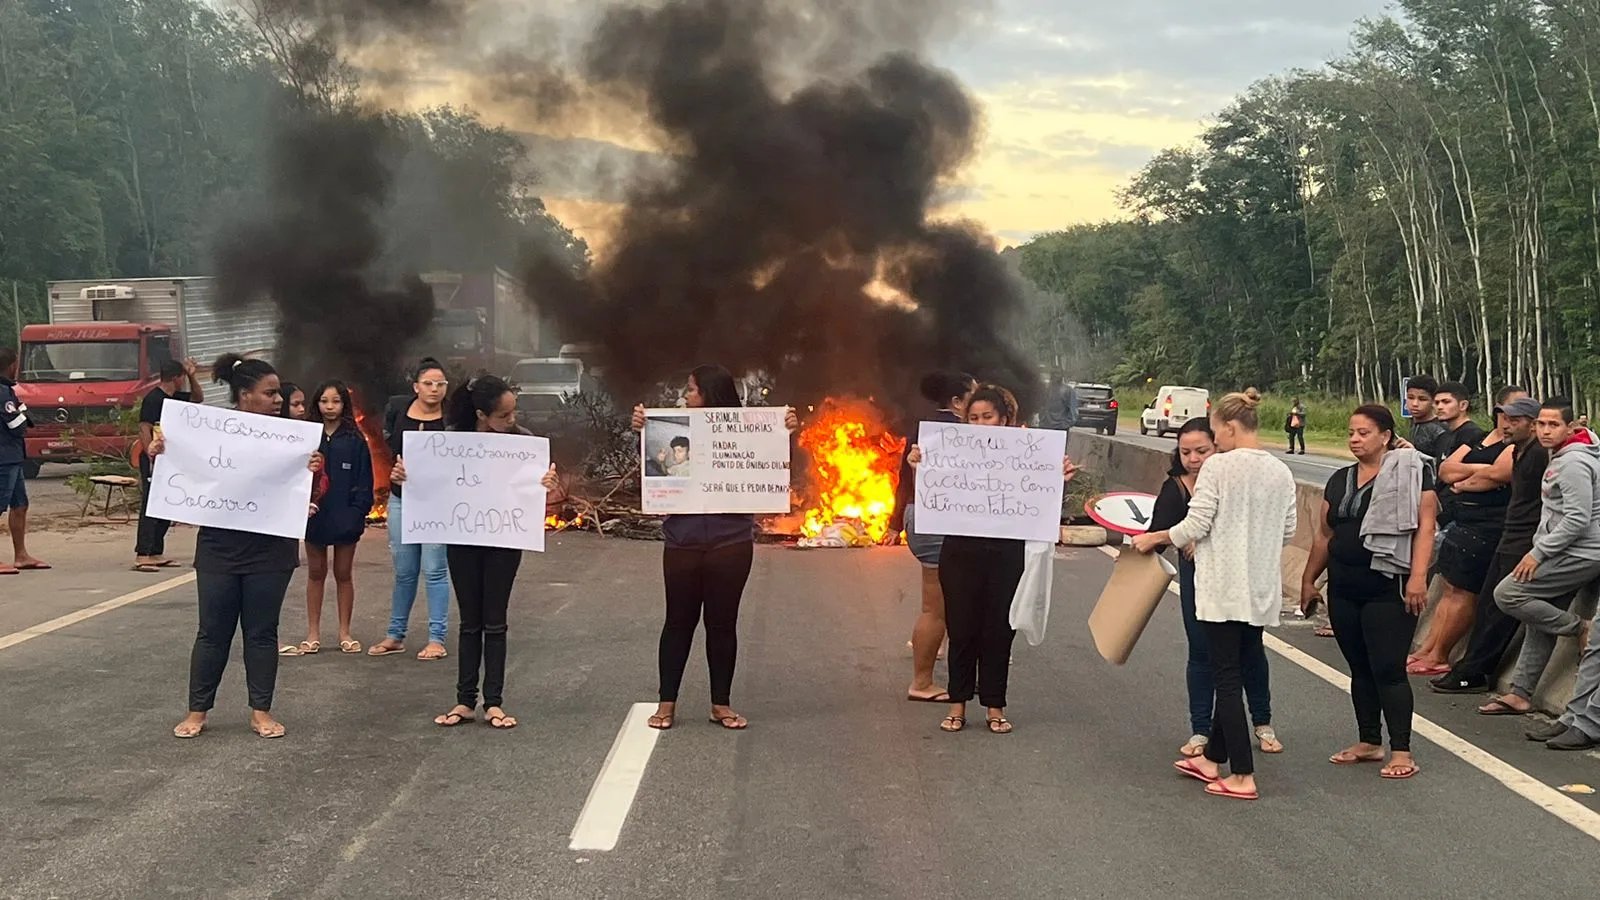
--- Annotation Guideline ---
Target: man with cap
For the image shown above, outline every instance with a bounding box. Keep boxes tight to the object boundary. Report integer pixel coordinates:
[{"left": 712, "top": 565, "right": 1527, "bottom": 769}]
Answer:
[{"left": 1431, "top": 392, "right": 1562, "bottom": 696}]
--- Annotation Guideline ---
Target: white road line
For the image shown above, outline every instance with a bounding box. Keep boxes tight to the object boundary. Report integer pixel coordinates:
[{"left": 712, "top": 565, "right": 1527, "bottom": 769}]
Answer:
[
  {"left": 1093, "top": 544, "right": 1600, "bottom": 840},
  {"left": 570, "top": 702, "right": 663, "bottom": 852},
  {"left": 0, "top": 572, "right": 197, "bottom": 652}
]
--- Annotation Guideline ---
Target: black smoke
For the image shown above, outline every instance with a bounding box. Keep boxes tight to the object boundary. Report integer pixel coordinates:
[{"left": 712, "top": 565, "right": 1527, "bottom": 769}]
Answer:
[
  {"left": 213, "top": 112, "right": 435, "bottom": 413},
  {"left": 520, "top": 0, "right": 1038, "bottom": 416}
]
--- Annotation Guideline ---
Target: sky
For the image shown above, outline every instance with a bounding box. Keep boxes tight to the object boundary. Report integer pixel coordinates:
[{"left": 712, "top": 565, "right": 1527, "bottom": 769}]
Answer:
[{"left": 933, "top": 0, "right": 1393, "bottom": 244}]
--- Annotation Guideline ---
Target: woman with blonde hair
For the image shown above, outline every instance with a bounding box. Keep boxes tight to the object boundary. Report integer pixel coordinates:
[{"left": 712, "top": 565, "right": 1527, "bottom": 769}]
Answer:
[{"left": 1133, "top": 388, "right": 1297, "bottom": 800}]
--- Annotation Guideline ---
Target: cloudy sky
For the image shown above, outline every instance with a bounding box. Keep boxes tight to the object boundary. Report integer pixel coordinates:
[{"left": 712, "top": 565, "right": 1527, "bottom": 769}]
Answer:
[{"left": 931, "top": 0, "right": 1392, "bottom": 243}]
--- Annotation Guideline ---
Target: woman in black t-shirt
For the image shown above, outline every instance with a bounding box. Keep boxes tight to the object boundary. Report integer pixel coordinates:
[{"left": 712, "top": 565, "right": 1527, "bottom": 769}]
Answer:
[
  {"left": 1300, "top": 405, "right": 1437, "bottom": 780},
  {"left": 157, "top": 354, "right": 323, "bottom": 740}
]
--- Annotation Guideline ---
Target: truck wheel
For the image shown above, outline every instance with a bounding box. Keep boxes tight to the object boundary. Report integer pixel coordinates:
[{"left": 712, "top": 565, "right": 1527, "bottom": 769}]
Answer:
[{"left": 22, "top": 460, "right": 42, "bottom": 480}]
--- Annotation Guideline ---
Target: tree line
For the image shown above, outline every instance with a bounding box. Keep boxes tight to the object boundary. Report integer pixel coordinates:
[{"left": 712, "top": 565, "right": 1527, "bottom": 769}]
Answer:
[
  {"left": 1018, "top": 0, "right": 1600, "bottom": 409},
  {"left": 0, "top": 0, "right": 585, "bottom": 351}
]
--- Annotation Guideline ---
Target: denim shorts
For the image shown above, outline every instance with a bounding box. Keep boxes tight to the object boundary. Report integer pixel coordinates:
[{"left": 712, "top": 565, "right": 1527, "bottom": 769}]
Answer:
[
  {"left": 903, "top": 505, "right": 942, "bottom": 568},
  {"left": 0, "top": 464, "right": 25, "bottom": 512}
]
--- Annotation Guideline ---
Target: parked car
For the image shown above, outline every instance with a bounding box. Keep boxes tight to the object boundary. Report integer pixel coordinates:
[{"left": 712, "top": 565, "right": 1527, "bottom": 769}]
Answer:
[
  {"left": 1071, "top": 382, "right": 1118, "bottom": 435},
  {"left": 1139, "top": 386, "right": 1210, "bottom": 438}
]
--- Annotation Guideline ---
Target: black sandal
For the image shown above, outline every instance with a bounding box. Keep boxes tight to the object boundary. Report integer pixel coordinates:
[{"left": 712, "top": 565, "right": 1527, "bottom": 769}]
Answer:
[
  {"left": 940, "top": 715, "right": 965, "bottom": 733},
  {"left": 434, "top": 707, "right": 475, "bottom": 727},
  {"left": 987, "top": 717, "right": 1013, "bottom": 734},
  {"left": 485, "top": 708, "right": 517, "bottom": 729},
  {"left": 648, "top": 714, "right": 674, "bottom": 730}
]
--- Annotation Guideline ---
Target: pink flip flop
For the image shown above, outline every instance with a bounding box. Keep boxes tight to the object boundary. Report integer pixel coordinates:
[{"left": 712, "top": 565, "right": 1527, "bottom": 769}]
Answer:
[
  {"left": 1204, "top": 780, "right": 1259, "bottom": 801},
  {"left": 1174, "top": 759, "right": 1219, "bottom": 784}
]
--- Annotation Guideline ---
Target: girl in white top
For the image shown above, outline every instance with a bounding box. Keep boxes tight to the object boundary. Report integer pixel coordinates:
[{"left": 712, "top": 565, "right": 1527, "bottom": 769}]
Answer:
[{"left": 1132, "top": 388, "right": 1297, "bottom": 801}]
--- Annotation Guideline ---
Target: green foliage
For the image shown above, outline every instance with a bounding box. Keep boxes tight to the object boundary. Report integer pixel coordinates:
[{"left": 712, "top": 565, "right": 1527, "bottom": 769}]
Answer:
[
  {"left": 62, "top": 408, "right": 141, "bottom": 503},
  {"left": 1017, "top": 2, "right": 1600, "bottom": 411}
]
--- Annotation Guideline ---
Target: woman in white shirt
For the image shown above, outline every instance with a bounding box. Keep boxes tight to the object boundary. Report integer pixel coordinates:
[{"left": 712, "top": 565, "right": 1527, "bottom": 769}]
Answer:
[{"left": 1132, "top": 388, "right": 1297, "bottom": 800}]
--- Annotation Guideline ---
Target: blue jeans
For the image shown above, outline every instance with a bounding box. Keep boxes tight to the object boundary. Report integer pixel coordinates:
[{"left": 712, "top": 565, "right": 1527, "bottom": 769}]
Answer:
[
  {"left": 386, "top": 493, "right": 451, "bottom": 645},
  {"left": 1179, "top": 558, "right": 1272, "bottom": 733}
]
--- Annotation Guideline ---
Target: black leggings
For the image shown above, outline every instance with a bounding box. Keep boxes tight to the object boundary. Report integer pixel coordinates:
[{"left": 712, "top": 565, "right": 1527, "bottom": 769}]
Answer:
[
  {"left": 1330, "top": 579, "right": 1418, "bottom": 751},
  {"left": 939, "top": 536, "right": 1023, "bottom": 708},
  {"left": 188, "top": 569, "right": 294, "bottom": 712},
  {"left": 659, "top": 542, "right": 754, "bottom": 705},
  {"left": 1287, "top": 428, "right": 1305, "bottom": 453},
  {"left": 1203, "top": 621, "right": 1263, "bottom": 776},
  {"left": 447, "top": 545, "right": 522, "bottom": 710}
]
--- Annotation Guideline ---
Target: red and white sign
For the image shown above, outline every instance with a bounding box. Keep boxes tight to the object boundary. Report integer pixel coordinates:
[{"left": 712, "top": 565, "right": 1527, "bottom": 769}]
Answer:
[{"left": 1085, "top": 492, "right": 1158, "bottom": 536}]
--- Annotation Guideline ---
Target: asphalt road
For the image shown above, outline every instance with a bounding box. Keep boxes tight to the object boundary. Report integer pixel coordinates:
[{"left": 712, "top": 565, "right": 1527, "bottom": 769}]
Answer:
[
  {"left": 1106, "top": 427, "right": 1349, "bottom": 485},
  {"left": 2, "top": 528, "right": 1599, "bottom": 900}
]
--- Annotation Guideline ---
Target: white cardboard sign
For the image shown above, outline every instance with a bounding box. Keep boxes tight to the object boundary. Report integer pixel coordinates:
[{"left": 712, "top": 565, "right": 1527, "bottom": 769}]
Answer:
[
  {"left": 147, "top": 400, "right": 322, "bottom": 540},
  {"left": 640, "top": 407, "right": 792, "bottom": 515},
  {"left": 913, "top": 422, "right": 1068, "bottom": 542},
  {"left": 400, "top": 430, "right": 550, "bottom": 552}
]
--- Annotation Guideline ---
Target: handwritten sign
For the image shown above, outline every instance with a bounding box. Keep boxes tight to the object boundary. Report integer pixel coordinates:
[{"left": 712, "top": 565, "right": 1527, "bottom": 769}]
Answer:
[
  {"left": 400, "top": 431, "right": 550, "bottom": 552},
  {"left": 913, "top": 423, "right": 1068, "bottom": 542},
  {"left": 147, "top": 400, "right": 322, "bottom": 539},
  {"left": 641, "top": 407, "right": 792, "bottom": 515}
]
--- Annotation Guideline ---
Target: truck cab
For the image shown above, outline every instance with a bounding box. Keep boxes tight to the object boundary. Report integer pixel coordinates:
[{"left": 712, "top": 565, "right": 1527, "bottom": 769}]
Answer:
[{"left": 14, "top": 319, "right": 175, "bottom": 476}]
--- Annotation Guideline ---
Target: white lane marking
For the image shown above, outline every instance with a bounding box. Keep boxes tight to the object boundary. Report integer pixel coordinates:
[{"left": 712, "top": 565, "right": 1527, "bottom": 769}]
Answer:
[
  {"left": 570, "top": 702, "right": 663, "bottom": 851},
  {"left": 1093, "top": 545, "right": 1600, "bottom": 841},
  {"left": 0, "top": 572, "right": 197, "bottom": 652}
]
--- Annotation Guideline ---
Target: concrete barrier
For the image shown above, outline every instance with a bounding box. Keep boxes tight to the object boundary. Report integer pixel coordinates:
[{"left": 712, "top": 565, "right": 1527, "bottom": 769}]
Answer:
[{"left": 1073, "top": 429, "right": 1594, "bottom": 716}]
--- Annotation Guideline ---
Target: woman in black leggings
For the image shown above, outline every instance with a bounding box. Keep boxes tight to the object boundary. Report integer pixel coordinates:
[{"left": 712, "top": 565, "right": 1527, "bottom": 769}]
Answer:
[
  {"left": 160, "top": 354, "right": 323, "bottom": 740},
  {"left": 1301, "top": 404, "right": 1436, "bottom": 779},
  {"left": 907, "top": 385, "right": 1077, "bottom": 735},
  {"left": 393, "top": 376, "right": 557, "bottom": 730},
  {"left": 632, "top": 365, "right": 798, "bottom": 731}
]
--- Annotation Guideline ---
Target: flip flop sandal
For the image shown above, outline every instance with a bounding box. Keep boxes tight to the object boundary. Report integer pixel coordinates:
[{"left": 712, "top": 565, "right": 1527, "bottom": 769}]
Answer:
[
  {"left": 417, "top": 647, "right": 448, "bottom": 660},
  {"left": 1329, "top": 751, "right": 1384, "bottom": 765},
  {"left": 987, "top": 717, "right": 1013, "bottom": 734},
  {"left": 1406, "top": 661, "right": 1451, "bottom": 676},
  {"left": 434, "top": 710, "right": 475, "bottom": 727},
  {"left": 339, "top": 640, "right": 362, "bottom": 654},
  {"left": 1204, "top": 781, "right": 1258, "bottom": 801},
  {"left": 278, "top": 644, "right": 305, "bottom": 657},
  {"left": 940, "top": 715, "right": 965, "bottom": 733},
  {"left": 1174, "top": 759, "right": 1220, "bottom": 784},
  {"left": 907, "top": 691, "right": 952, "bottom": 703},
  {"left": 155, "top": 559, "right": 182, "bottom": 567},
  {"left": 1381, "top": 764, "right": 1420, "bottom": 780},
  {"left": 647, "top": 715, "right": 674, "bottom": 730},
  {"left": 15, "top": 562, "right": 51, "bottom": 570},
  {"left": 708, "top": 714, "right": 748, "bottom": 730},
  {"left": 132, "top": 564, "right": 162, "bottom": 573},
  {"left": 1255, "top": 727, "right": 1284, "bottom": 753},
  {"left": 252, "top": 725, "right": 286, "bottom": 739},
  {"left": 486, "top": 713, "right": 518, "bottom": 729},
  {"left": 1180, "top": 735, "right": 1209, "bottom": 757},
  {"left": 1478, "top": 698, "right": 1528, "bottom": 716},
  {"left": 173, "top": 723, "right": 205, "bottom": 739},
  {"left": 367, "top": 643, "right": 405, "bottom": 657},
  {"left": 298, "top": 641, "right": 320, "bottom": 655}
]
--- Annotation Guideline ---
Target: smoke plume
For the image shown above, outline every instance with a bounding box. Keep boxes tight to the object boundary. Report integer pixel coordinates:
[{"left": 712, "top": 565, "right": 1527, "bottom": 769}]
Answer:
[{"left": 520, "top": 0, "right": 1038, "bottom": 414}]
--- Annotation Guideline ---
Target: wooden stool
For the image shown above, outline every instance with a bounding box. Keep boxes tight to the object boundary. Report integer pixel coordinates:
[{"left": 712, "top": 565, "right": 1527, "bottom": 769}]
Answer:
[{"left": 82, "top": 475, "right": 139, "bottom": 522}]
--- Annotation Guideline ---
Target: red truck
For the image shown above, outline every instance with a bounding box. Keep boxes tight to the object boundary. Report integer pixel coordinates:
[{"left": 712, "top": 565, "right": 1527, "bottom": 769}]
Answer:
[{"left": 14, "top": 277, "right": 276, "bottom": 478}]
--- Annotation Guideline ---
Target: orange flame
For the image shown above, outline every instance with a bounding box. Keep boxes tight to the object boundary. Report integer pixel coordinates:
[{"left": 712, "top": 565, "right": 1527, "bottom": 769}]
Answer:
[
  {"left": 798, "top": 397, "right": 906, "bottom": 543},
  {"left": 546, "top": 512, "right": 586, "bottom": 531},
  {"left": 354, "top": 403, "right": 392, "bottom": 523}
]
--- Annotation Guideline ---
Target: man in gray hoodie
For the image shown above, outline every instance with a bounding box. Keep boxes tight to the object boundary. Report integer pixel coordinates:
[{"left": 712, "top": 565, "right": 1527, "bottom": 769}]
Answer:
[{"left": 1492, "top": 397, "right": 1600, "bottom": 709}]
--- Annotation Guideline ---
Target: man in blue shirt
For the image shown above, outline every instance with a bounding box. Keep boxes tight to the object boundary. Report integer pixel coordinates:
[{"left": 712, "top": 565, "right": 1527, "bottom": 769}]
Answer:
[{"left": 0, "top": 346, "right": 48, "bottom": 574}]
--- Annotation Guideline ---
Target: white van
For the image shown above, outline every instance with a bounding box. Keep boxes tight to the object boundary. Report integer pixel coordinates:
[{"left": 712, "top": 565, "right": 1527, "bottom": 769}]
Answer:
[{"left": 1140, "top": 386, "right": 1210, "bottom": 437}]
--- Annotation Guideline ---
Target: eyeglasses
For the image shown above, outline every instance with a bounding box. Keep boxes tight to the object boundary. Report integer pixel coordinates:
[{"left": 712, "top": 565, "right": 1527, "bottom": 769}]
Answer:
[{"left": 418, "top": 380, "right": 449, "bottom": 390}]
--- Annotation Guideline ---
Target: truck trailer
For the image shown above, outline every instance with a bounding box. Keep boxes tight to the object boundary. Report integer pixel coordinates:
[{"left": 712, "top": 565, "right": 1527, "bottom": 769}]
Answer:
[{"left": 14, "top": 277, "right": 277, "bottom": 476}]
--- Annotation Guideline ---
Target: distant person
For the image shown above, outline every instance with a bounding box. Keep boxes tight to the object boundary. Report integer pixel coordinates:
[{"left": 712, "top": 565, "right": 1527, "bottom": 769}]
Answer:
[
  {"left": 1285, "top": 399, "right": 1306, "bottom": 455},
  {"left": 413, "top": 375, "right": 559, "bottom": 730},
  {"left": 1149, "top": 418, "right": 1278, "bottom": 758},
  {"left": 161, "top": 353, "right": 324, "bottom": 739},
  {"left": 0, "top": 346, "right": 46, "bottom": 575},
  {"left": 889, "top": 370, "right": 976, "bottom": 703},
  {"left": 280, "top": 383, "right": 308, "bottom": 420},
  {"left": 1301, "top": 405, "right": 1435, "bottom": 781},
  {"left": 1482, "top": 398, "right": 1600, "bottom": 718},
  {"left": 631, "top": 366, "right": 800, "bottom": 731},
  {"left": 1041, "top": 374, "right": 1078, "bottom": 435},
  {"left": 284, "top": 381, "right": 374, "bottom": 657},
  {"left": 133, "top": 358, "right": 204, "bottom": 571},
  {"left": 1132, "top": 388, "right": 1297, "bottom": 801},
  {"left": 1403, "top": 375, "right": 1448, "bottom": 460},
  {"left": 909, "top": 384, "right": 1078, "bottom": 736},
  {"left": 368, "top": 358, "right": 452, "bottom": 661}
]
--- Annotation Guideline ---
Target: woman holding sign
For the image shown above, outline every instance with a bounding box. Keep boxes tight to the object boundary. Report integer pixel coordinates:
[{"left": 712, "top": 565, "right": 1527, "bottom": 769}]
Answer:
[
  {"left": 392, "top": 375, "right": 558, "bottom": 730},
  {"left": 905, "top": 385, "right": 1078, "bottom": 735},
  {"left": 160, "top": 354, "right": 324, "bottom": 740},
  {"left": 1131, "top": 389, "right": 1297, "bottom": 800},
  {"left": 630, "top": 365, "right": 799, "bottom": 731}
]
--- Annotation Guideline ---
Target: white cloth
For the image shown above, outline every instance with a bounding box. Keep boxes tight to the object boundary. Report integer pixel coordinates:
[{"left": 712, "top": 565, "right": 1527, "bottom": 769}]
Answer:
[
  {"left": 1167, "top": 448, "right": 1298, "bottom": 627},
  {"left": 1009, "top": 540, "right": 1054, "bottom": 645}
]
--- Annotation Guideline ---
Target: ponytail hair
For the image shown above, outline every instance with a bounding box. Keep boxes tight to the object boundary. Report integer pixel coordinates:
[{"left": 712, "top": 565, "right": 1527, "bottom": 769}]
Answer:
[
  {"left": 1213, "top": 386, "right": 1262, "bottom": 432},
  {"left": 445, "top": 375, "right": 513, "bottom": 431},
  {"left": 212, "top": 353, "right": 277, "bottom": 405}
]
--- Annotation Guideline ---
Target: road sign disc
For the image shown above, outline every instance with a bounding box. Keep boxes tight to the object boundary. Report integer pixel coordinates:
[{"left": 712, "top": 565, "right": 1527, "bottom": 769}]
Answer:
[{"left": 1085, "top": 491, "right": 1159, "bottom": 536}]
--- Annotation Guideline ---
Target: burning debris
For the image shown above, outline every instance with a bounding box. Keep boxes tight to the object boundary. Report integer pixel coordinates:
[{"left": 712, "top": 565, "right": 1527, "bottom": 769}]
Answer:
[{"left": 798, "top": 398, "right": 905, "bottom": 545}]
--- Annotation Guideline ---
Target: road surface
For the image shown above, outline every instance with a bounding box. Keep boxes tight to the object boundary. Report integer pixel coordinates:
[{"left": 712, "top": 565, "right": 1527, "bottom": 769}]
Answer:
[
  {"left": 2, "top": 528, "right": 1598, "bottom": 899},
  {"left": 1107, "top": 428, "right": 1349, "bottom": 484}
]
